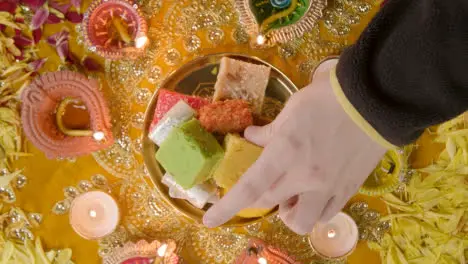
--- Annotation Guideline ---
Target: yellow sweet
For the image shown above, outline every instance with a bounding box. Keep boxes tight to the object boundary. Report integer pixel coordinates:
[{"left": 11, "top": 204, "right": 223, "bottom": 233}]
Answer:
[
  {"left": 219, "top": 187, "right": 272, "bottom": 218},
  {"left": 236, "top": 207, "right": 272, "bottom": 218},
  {"left": 213, "top": 133, "right": 262, "bottom": 189},
  {"left": 214, "top": 134, "right": 272, "bottom": 218}
]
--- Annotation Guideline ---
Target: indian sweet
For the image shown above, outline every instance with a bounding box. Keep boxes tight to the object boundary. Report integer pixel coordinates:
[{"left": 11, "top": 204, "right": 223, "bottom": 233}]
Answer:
[
  {"left": 213, "top": 133, "right": 263, "bottom": 189},
  {"left": 151, "top": 89, "right": 210, "bottom": 129},
  {"left": 198, "top": 99, "right": 253, "bottom": 134},
  {"left": 156, "top": 119, "right": 224, "bottom": 189},
  {"left": 213, "top": 57, "right": 271, "bottom": 115},
  {"left": 162, "top": 173, "right": 219, "bottom": 209},
  {"left": 149, "top": 100, "right": 196, "bottom": 146}
]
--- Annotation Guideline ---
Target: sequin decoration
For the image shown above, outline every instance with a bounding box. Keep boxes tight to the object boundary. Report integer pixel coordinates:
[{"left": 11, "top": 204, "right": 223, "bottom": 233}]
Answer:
[
  {"left": 322, "top": 0, "right": 370, "bottom": 37},
  {"left": 207, "top": 28, "right": 224, "bottom": 44},
  {"left": 278, "top": 42, "right": 299, "bottom": 59},
  {"left": 1, "top": 208, "right": 42, "bottom": 241},
  {"left": 232, "top": 27, "right": 250, "bottom": 44},
  {"left": 133, "top": 138, "right": 143, "bottom": 154},
  {"left": 132, "top": 112, "right": 145, "bottom": 129},
  {"left": 134, "top": 88, "right": 152, "bottom": 105},
  {"left": 52, "top": 199, "right": 71, "bottom": 215},
  {"left": 164, "top": 48, "right": 182, "bottom": 66},
  {"left": 98, "top": 226, "right": 129, "bottom": 257},
  {"left": 184, "top": 35, "right": 202, "bottom": 52},
  {"left": 148, "top": 66, "right": 163, "bottom": 84},
  {"left": 346, "top": 201, "right": 390, "bottom": 242},
  {"left": 14, "top": 174, "right": 27, "bottom": 189},
  {"left": 53, "top": 174, "right": 114, "bottom": 215},
  {"left": 64, "top": 186, "right": 81, "bottom": 199}
]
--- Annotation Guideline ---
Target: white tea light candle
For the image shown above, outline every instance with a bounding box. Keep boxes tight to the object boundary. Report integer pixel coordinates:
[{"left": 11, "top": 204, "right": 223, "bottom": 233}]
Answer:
[
  {"left": 69, "top": 191, "right": 120, "bottom": 240},
  {"left": 308, "top": 212, "right": 358, "bottom": 259}
]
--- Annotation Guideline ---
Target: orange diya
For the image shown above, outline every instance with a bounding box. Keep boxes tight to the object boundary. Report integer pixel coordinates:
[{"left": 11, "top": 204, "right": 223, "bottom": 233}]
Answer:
[
  {"left": 21, "top": 71, "right": 114, "bottom": 159},
  {"left": 82, "top": 0, "right": 148, "bottom": 60},
  {"left": 235, "top": 239, "right": 300, "bottom": 264},
  {"left": 102, "top": 240, "right": 179, "bottom": 264}
]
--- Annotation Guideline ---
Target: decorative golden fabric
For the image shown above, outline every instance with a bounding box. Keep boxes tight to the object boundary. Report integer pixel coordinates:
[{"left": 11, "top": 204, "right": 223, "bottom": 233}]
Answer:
[{"left": 6, "top": 0, "right": 411, "bottom": 263}]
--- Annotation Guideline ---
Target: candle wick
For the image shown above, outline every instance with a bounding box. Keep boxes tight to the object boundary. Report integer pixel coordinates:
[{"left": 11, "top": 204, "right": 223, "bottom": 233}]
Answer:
[
  {"left": 327, "top": 229, "right": 336, "bottom": 238},
  {"left": 89, "top": 209, "right": 97, "bottom": 218}
]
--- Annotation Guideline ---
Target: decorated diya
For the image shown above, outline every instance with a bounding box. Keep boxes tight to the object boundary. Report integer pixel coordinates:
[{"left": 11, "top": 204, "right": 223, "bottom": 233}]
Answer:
[
  {"left": 21, "top": 71, "right": 114, "bottom": 159},
  {"left": 82, "top": 0, "right": 148, "bottom": 60},
  {"left": 102, "top": 240, "right": 179, "bottom": 264},
  {"left": 235, "top": 0, "right": 327, "bottom": 45},
  {"left": 234, "top": 238, "right": 300, "bottom": 264},
  {"left": 359, "top": 149, "right": 408, "bottom": 196}
]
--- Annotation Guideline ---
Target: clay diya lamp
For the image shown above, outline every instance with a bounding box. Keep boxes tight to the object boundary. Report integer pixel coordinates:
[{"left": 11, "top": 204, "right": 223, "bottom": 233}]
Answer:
[
  {"left": 235, "top": 0, "right": 327, "bottom": 46},
  {"left": 82, "top": 0, "right": 148, "bottom": 60},
  {"left": 234, "top": 238, "right": 300, "bottom": 264},
  {"left": 21, "top": 71, "right": 114, "bottom": 159},
  {"left": 102, "top": 240, "right": 179, "bottom": 264}
]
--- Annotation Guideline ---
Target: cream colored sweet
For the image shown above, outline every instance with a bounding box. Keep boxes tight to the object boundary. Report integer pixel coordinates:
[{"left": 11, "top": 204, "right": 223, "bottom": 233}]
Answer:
[
  {"left": 213, "top": 57, "right": 271, "bottom": 115},
  {"left": 149, "top": 100, "right": 196, "bottom": 146},
  {"left": 162, "top": 173, "right": 219, "bottom": 209},
  {"left": 156, "top": 119, "right": 224, "bottom": 189}
]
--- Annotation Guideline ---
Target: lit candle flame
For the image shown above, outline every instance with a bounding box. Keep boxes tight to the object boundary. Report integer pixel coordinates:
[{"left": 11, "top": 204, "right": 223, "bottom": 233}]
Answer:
[
  {"left": 257, "top": 257, "right": 268, "bottom": 264},
  {"left": 89, "top": 209, "right": 97, "bottom": 218},
  {"left": 327, "top": 229, "right": 336, "bottom": 238},
  {"left": 135, "top": 35, "right": 148, "bottom": 49},
  {"left": 93, "top": 131, "right": 105, "bottom": 141},
  {"left": 256, "top": 34, "right": 266, "bottom": 45},
  {"left": 157, "top": 243, "right": 168, "bottom": 257}
]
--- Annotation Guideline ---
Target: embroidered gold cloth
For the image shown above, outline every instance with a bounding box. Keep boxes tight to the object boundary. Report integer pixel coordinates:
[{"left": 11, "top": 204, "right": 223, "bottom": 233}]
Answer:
[{"left": 9, "top": 0, "right": 413, "bottom": 263}]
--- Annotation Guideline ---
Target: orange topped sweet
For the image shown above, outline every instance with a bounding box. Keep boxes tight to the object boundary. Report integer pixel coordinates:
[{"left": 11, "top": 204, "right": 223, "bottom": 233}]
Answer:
[
  {"left": 21, "top": 71, "right": 114, "bottom": 159},
  {"left": 198, "top": 99, "right": 253, "bottom": 134}
]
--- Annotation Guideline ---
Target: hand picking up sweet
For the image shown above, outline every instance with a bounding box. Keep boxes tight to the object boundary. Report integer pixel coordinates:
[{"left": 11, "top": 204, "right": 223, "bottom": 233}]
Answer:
[
  {"left": 203, "top": 59, "right": 386, "bottom": 234},
  {"left": 148, "top": 57, "right": 274, "bottom": 218}
]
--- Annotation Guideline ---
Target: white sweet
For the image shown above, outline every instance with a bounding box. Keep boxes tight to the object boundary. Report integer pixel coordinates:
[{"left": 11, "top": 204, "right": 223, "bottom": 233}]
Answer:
[
  {"left": 162, "top": 173, "right": 219, "bottom": 209},
  {"left": 149, "top": 100, "right": 196, "bottom": 146}
]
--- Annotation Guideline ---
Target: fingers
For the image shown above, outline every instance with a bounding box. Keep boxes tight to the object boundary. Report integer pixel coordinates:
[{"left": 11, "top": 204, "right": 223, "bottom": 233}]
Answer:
[
  {"left": 244, "top": 124, "right": 273, "bottom": 147},
  {"left": 318, "top": 196, "right": 342, "bottom": 223},
  {"left": 203, "top": 145, "right": 284, "bottom": 227},
  {"left": 319, "top": 184, "right": 359, "bottom": 222},
  {"left": 251, "top": 174, "right": 311, "bottom": 209},
  {"left": 279, "top": 191, "right": 327, "bottom": 235}
]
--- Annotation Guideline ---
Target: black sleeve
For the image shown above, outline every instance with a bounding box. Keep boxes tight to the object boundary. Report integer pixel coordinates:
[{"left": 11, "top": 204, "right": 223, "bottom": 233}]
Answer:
[{"left": 336, "top": 0, "right": 468, "bottom": 146}]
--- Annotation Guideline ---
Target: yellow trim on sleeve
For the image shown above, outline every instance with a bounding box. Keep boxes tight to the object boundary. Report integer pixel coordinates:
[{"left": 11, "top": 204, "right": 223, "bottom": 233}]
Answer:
[{"left": 330, "top": 67, "right": 396, "bottom": 149}]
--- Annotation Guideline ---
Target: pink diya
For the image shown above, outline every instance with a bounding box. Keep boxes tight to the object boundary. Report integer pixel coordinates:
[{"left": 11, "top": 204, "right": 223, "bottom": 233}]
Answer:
[
  {"left": 102, "top": 240, "right": 179, "bottom": 264},
  {"left": 234, "top": 239, "right": 301, "bottom": 264},
  {"left": 21, "top": 71, "right": 114, "bottom": 159},
  {"left": 82, "top": 0, "right": 148, "bottom": 60}
]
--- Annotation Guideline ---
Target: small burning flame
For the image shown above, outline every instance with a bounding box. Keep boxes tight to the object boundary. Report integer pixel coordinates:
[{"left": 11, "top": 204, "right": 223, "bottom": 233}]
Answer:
[
  {"left": 256, "top": 34, "right": 266, "bottom": 45},
  {"left": 157, "top": 244, "right": 168, "bottom": 257},
  {"left": 327, "top": 229, "right": 336, "bottom": 238},
  {"left": 89, "top": 209, "right": 97, "bottom": 218},
  {"left": 93, "top": 131, "right": 105, "bottom": 141},
  {"left": 135, "top": 35, "right": 148, "bottom": 49},
  {"left": 257, "top": 257, "right": 268, "bottom": 264}
]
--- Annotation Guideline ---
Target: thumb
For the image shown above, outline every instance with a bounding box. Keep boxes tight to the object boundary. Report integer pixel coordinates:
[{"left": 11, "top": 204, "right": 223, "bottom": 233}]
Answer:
[{"left": 244, "top": 124, "right": 273, "bottom": 147}]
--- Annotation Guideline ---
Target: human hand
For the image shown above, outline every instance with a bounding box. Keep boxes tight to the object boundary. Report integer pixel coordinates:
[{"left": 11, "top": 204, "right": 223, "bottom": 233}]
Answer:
[{"left": 203, "top": 59, "right": 386, "bottom": 234}]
